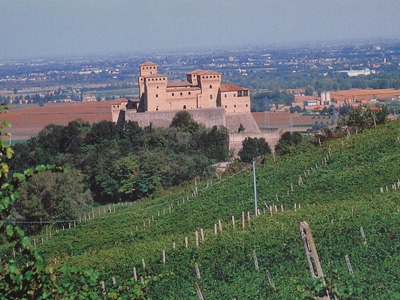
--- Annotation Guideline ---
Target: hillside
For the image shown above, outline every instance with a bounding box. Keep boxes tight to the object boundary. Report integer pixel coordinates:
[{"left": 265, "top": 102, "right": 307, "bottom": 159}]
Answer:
[{"left": 3, "top": 120, "right": 400, "bottom": 299}]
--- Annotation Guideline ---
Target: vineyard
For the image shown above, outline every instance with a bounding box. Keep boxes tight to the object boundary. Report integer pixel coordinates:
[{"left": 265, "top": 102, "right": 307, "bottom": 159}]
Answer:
[{"left": 2, "top": 120, "right": 400, "bottom": 299}]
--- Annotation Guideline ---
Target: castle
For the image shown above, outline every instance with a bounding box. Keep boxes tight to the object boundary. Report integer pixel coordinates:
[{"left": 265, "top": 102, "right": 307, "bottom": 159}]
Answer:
[
  {"left": 136, "top": 61, "right": 250, "bottom": 113},
  {"left": 111, "top": 62, "right": 279, "bottom": 153}
]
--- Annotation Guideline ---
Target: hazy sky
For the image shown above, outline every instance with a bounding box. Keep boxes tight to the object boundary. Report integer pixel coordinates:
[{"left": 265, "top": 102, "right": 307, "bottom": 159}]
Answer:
[{"left": 1, "top": 0, "right": 400, "bottom": 59}]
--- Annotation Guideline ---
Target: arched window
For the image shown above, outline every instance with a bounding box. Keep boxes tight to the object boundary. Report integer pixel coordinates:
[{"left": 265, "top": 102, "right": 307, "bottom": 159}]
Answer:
[{"left": 183, "top": 105, "right": 187, "bottom": 109}]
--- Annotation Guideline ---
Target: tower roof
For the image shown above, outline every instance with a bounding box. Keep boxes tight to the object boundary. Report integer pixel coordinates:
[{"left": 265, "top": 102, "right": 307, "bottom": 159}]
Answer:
[
  {"left": 220, "top": 84, "right": 248, "bottom": 92},
  {"left": 140, "top": 61, "right": 157, "bottom": 66},
  {"left": 188, "top": 69, "right": 221, "bottom": 76}
]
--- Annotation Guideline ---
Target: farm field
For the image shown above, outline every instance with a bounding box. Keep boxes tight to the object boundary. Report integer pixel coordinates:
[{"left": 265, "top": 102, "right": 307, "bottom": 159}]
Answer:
[
  {"left": 2, "top": 100, "right": 123, "bottom": 140},
  {"left": 330, "top": 88, "right": 400, "bottom": 102},
  {"left": 3, "top": 119, "right": 399, "bottom": 298}
]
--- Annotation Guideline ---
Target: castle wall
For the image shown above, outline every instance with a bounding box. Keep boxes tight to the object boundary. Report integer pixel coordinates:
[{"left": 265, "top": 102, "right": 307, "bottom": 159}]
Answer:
[
  {"left": 229, "top": 130, "right": 283, "bottom": 155},
  {"left": 125, "top": 107, "right": 226, "bottom": 129},
  {"left": 225, "top": 112, "right": 261, "bottom": 134}
]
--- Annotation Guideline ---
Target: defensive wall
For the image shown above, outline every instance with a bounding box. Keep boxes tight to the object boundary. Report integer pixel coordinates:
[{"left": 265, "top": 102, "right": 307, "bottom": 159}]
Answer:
[
  {"left": 114, "top": 106, "right": 282, "bottom": 154},
  {"left": 124, "top": 107, "right": 226, "bottom": 129},
  {"left": 229, "top": 130, "right": 283, "bottom": 156}
]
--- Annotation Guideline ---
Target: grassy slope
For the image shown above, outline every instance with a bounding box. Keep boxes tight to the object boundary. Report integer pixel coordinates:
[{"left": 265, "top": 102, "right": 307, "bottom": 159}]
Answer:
[{"left": 22, "top": 121, "right": 400, "bottom": 298}]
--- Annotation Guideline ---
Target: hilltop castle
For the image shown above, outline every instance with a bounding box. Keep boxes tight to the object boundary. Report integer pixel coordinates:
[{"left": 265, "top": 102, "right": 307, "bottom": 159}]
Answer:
[
  {"left": 111, "top": 62, "right": 275, "bottom": 152},
  {"left": 136, "top": 61, "right": 250, "bottom": 113}
]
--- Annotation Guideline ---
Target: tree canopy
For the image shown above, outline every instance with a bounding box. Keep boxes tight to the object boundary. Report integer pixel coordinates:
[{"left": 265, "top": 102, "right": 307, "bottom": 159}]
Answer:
[
  {"left": 10, "top": 112, "right": 231, "bottom": 204},
  {"left": 238, "top": 137, "right": 271, "bottom": 163}
]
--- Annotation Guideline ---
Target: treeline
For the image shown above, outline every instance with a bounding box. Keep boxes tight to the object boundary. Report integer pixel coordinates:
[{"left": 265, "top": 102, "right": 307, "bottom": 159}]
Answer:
[
  {"left": 229, "top": 70, "right": 400, "bottom": 94},
  {"left": 10, "top": 111, "right": 230, "bottom": 207},
  {"left": 251, "top": 90, "right": 294, "bottom": 111}
]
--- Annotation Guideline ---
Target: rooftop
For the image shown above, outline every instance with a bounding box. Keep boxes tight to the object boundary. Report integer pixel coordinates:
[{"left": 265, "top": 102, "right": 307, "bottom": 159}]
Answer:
[
  {"left": 143, "top": 73, "right": 167, "bottom": 78},
  {"left": 188, "top": 69, "right": 221, "bottom": 76},
  {"left": 140, "top": 61, "right": 157, "bottom": 66},
  {"left": 220, "top": 84, "right": 248, "bottom": 92},
  {"left": 167, "top": 80, "right": 193, "bottom": 88}
]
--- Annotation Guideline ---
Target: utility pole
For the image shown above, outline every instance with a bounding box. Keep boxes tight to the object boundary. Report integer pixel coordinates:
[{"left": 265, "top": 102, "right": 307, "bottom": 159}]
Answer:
[{"left": 253, "top": 160, "right": 258, "bottom": 216}]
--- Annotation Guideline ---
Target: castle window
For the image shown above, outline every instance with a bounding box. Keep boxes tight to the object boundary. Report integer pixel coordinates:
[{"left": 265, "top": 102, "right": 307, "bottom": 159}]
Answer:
[
  {"left": 188, "top": 92, "right": 191, "bottom": 95},
  {"left": 225, "top": 105, "right": 227, "bottom": 108},
  {"left": 172, "top": 93, "right": 174, "bottom": 96},
  {"left": 210, "top": 95, "right": 212, "bottom": 100},
  {"left": 246, "top": 104, "right": 248, "bottom": 107},
  {"left": 156, "top": 94, "right": 158, "bottom": 98},
  {"left": 180, "top": 92, "right": 183, "bottom": 96},
  {"left": 244, "top": 91, "right": 248, "bottom": 96},
  {"left": 209, "top": 85, "right": 212, "bottom": 88},
  {"left": 234, "top": 94, "right": 236, "bottom": 97},
  {"left": 156, "top": 106, "right": 159, "bottom": 111},
  {"left": 238, "top": 91, "right": 243, "bottom": 97},
  {"left": 183, "top": 105, "right": 186, "bottom": 109},
  {"left": 225, "top": 94, "right": 227, "bottom": 98},
  {"left": 234, "top": 104, "right": 236, "bottom": 108},
  {"left": 157, "top": 86, "right": 159, "bottom": 89}
]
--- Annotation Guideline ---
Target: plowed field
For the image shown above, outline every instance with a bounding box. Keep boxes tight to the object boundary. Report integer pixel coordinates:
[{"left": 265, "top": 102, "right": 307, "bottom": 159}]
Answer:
[
  {"left": 2, "top": 100, "right": 123, "bottom": 141},
  {"left": 330, "top": 88, "right": 400, "bottom": 102}
]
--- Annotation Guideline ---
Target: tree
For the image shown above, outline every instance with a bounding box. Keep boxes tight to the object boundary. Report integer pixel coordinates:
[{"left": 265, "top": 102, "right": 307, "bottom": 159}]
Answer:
[
  {"left": 170, "top": 110, "right": 200, "bottom": 133},
  {"left": 294, "top": 105, "right": 302, "bottom": 113},
  {"left": 238, "top": 123, "right": 245, "bottom": 133},
  {"left": 340, "top": 105, "right": 389, "bottom": 132},
  {"left": 275, "top": 132, "right": 303, "bottom": 155},
  {"left": 60, "top": 119, "right": 91, "bottom": 154},
  {"left": 238, "top": 137, "right": 271, "bottom": 163},
  {"left": 304, "top": 85, "right": 315, "bottom": 96},
  {"left": 15, "top": 169, "right": 93, "bottom": 229},
  {"left": 84, "top": 120, "right": 120, "bottom": 145}
]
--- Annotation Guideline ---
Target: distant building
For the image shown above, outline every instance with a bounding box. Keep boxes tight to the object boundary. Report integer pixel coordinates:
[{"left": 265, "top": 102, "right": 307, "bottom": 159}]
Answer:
[
  {"left": 83, "top": 94, "right": 96, "bottom": 102},
  {"left": 320, "top": 91, "right": 331, "bottom": 105},
  {"left": 136, "top": 62, "right": 250, "bottom": 113},
  {"left": 303, "top": 100, "right": 318, "bottom": 106},
  {"left": 338, "top": 69, "right": 376, "bottom": 77}
]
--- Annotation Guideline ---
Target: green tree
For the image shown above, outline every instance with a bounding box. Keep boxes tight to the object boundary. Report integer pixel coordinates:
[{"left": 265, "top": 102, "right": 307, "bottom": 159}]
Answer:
[
  {"left": 238, "top": 137, "right": 271, "bottom": 163},
  {"left": 304, "top": 85, "right": 315, "bottom": 96},
  {"left": 15, "top": 169, "right": 93, "bottom": 226},
  {"left": 170, "top": 110, "right": 200, "bottom": 133},
  {"left": 275, "top": 131, "right": 303, "bottom": 155},
  {"left": 339, "top": 105, "right": 389, "bottom": 132}
]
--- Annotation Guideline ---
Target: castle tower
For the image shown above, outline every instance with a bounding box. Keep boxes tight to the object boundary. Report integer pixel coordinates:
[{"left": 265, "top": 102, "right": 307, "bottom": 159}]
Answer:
[
  {"left": 138, "top": 62, "right": 159, "bottom": 111},
  {"left": 138, "top": 62, "right": 169, "bottom": 111},
  {"left": 144, "top": 74, "right": 168, "bottom": 111},
  {"left": 187, "top": 70, "right": 221, "bottom": 108}
]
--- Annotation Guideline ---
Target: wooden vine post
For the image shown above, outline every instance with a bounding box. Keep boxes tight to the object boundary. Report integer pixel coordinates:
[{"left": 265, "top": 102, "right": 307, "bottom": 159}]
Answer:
[{"left": 299, "top": 221, "right": 330, "bottom": 300}]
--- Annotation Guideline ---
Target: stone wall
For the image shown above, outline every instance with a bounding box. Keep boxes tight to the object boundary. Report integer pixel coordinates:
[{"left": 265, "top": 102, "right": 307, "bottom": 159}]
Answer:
[
  {"left": 229, "top": 130, "right": 283, "bottom": 156},
  {"left": 124, "top": 107, "right": 226, "bottom": 129},
  {"left": 225, "top": 112, "right": 261, "bottom": 134}
]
